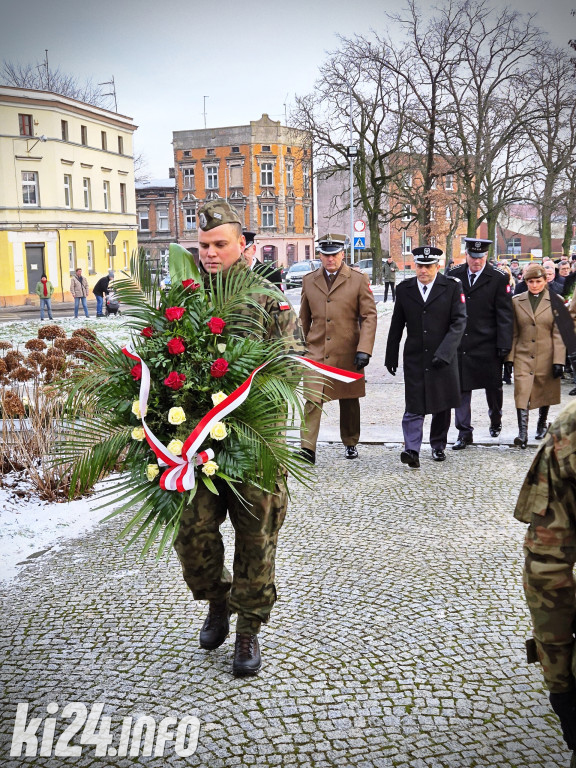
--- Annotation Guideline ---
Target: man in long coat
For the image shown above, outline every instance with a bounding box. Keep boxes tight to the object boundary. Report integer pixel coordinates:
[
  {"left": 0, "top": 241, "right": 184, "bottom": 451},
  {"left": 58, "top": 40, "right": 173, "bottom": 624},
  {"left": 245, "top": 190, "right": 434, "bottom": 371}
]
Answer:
[
  {"left": 449, "top": 238, "right": 513, "bottom": 448},
  {"left": 299, "top": 233, "right": 377, "bottom": 463},
  {"left": 385, "top": 246, "right": 467, "bottom": 468}
]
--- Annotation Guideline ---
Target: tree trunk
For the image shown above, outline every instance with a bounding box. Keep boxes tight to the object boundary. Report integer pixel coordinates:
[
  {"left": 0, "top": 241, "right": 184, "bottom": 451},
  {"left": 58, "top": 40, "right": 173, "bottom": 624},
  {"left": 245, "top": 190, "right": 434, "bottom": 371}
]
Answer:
[{"left": 368, "top": 210, "right": 383, "bottom": 283}]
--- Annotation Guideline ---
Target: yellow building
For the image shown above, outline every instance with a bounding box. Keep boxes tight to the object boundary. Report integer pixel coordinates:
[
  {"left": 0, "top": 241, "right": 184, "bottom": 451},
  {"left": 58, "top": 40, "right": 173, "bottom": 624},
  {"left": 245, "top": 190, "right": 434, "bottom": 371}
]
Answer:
[{"left": 0, "top": 86, "right": 138, "bottom": 305}]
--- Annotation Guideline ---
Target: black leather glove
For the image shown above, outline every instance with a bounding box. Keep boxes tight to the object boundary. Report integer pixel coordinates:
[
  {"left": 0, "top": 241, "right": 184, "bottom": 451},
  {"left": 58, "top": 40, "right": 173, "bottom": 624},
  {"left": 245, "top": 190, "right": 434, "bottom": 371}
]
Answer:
[
  {"left": 354, "top": 352, "right": 370, "bottom": 370},
  {"left": 550, "top": 691, "right": 576, "bottom": 750},
  {"left": 431, "top": 356, "right": 448, "bottom": 369},
  {"left": 504, "top": 361, "right": 514, "bottom": 377},
  {"left": 553, "top": 364, "right": 565, "bottom": 379},
  {"left": 386, "top": 365, "right": 397, "bottom": 376},
  {"left": 497, "top": 348, "right": 510, "bottom": 360}
]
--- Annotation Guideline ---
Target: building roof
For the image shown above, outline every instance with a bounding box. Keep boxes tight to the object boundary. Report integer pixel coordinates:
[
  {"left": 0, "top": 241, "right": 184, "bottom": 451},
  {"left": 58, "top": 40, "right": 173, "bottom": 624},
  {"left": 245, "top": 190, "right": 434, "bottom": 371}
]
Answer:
[{"left": 135, "top": 178, "right": 176, "bottom": 190}]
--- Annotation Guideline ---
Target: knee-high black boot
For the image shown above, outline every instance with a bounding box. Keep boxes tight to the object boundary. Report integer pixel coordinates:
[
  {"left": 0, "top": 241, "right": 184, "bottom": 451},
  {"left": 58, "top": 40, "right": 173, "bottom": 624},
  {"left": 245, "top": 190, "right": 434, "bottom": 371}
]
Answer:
[
  {"left": 535, "top": 406, "right": 550, "bottom": 439},
  {"left": 514, "top": 408, "right": 529, "bottom": 448}
]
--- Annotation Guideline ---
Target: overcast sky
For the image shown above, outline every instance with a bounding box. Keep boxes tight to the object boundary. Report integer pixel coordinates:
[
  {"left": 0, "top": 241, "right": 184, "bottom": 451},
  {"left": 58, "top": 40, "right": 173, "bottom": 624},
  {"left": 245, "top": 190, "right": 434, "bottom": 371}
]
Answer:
[{"left": 2, "top": 0, "right": 574, "bottom": 179}]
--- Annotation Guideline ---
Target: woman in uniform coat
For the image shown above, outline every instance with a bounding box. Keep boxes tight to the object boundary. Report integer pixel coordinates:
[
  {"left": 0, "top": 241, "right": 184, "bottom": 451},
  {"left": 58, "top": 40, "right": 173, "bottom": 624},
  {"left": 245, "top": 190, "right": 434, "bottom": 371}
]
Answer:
[{"left": 506, "top": 263, "right": 566, "bottom": 447}]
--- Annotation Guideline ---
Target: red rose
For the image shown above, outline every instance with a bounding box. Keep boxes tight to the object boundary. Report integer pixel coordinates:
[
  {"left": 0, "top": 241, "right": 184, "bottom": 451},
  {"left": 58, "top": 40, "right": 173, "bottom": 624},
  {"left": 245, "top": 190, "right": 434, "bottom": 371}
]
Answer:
[
  {"left": 210, "top": 358, "right": 229, "bottom": 378},
  {"left": 182, "top": 279, "right": 200, "bottom": 290},
  {"left": 130, "top": 363, "right": 142, "bottom": 381},
  {"left": 167, "top": 337, "right": 186, "bottom": 355},
  {"left": 207, "top": 317, "right": 226, "bottom": 334},
  {"left": 165, "top": 306, "right": 186, "bottom": 322},
  {"left": 141, "top": 326, "right": 154, "bottom": 338},
  {"left": 164, "top": 371, "right": 186, "bottom": 390}
]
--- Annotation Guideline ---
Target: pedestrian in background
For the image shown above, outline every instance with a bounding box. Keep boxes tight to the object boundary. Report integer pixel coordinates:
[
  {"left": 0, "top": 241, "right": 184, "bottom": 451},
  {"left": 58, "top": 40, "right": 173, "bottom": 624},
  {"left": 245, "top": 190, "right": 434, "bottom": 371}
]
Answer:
[
  {"left": 299, "top": 233, "right": 377, "bottom": 464},
  {"left": 514, "top": 401, "right": 576, "bottom": 768},
  {"left": 505, "top": 263, "right": 565, "bottom": 447},
  {"left": 383, "top": 254, "right": 399, "bottom": 302},
  {"left": 70, "top": 267, "right": 90, "bottom": 319},
  {"left": 449, "top": 238, "right": 513, "bottom": 447},
  {"left": 242, "top": 231, "right": 283, "bottom": 289},
  {"left": 93, "top": 270, "right": 114, "bottom": 317},
  {"left": 385, "top": 245, "right": 466, "bottom": 468},
  {"left": 35, "top": 273, "right": 54, "bottom": 321}
]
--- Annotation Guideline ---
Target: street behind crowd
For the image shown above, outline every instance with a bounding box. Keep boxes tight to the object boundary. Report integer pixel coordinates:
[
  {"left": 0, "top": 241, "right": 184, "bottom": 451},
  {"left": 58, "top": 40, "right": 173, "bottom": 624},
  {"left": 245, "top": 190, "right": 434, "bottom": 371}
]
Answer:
[{"left": 1, "top": 308, "right": 574, "bottom": 766}]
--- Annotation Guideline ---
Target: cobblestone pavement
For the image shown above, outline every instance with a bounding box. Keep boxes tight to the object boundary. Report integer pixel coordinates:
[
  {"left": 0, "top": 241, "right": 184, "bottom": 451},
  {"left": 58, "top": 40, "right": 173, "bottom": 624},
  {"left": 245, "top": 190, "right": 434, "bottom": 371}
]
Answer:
[
  {"left": 1, "top": 305, "right": 575, "bottom": 767},
  {"left": 0, "top": 440, "right": 571, "bottom": 768}
]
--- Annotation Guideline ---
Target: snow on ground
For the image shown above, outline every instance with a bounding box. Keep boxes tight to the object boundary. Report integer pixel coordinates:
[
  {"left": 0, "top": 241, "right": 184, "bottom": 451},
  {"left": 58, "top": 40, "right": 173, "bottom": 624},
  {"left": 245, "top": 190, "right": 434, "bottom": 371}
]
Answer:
[{"left": 0, "top": 314, "right": 132, "bottom": 349}]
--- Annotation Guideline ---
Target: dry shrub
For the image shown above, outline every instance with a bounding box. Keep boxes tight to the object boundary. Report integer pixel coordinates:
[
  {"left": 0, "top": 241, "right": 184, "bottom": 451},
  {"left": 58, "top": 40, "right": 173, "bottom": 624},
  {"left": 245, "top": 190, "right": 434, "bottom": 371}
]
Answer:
[
  {"left": 38, "top": 325, "right": 66, "bottom": 341},
  {"left": 0, "top": 359, "right": 7, "bottom": 377},
  {"left": 72, "top": 328, "right": 97, "bottom": 341},
  {"left": 0, "top": 341, "right": 13, "bottom": 353},
  {"left": 27, "top": 352, "right": 46, "bottom": 368},
  {"left": 54, "top": 338, "right": 67, "bottom": 350},
  {"left": 46, "top": 347, "right": 65, "bottom": 360},
  {"left": 25, "top": 339, "right": 47, "bottom": 352},
  {"left": 9, "top": 366, "right": 34, "bottom": 382},
  {"left": 4, "top": 351, "right": 24, "bottom": 371}
]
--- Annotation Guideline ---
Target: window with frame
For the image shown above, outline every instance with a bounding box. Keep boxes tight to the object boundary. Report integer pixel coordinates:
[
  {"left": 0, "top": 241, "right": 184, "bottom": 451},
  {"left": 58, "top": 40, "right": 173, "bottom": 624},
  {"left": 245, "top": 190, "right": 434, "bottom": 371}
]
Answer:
[
  {"left": 157, "top": 207, "right": 169, "bottom": 231},
  {"left": 63, "top": 175, "right": 72, "bottom": 208},
  {"left": 183, "top": 150, "right": 191, "bottom": 157},
  {"left": 305, "top": 245, "right": 311, "bottom": 258},
  {"left": 182, "top": 167, "right": 195, "bottom": 190},
  {"left": 101, "top": 131, "right": 107, "bottom": 150},
  {"left": 445, "top": 174, "right": 454, "bottom": 190},
  {"left": 231, "top": 146, "right": 240, "bottom": 153},
  {"left": 286, "top": 164, "right": 293, "bottom": 187},
  {"left": 229, "top": 164, "right": 242, "bottom": 187},
  {"left": 207, "top": 148, "right": 215, "bottom": 155},
  {"left": 61, "top": 120, "right": 69, "bottom": 141},
  {"left": 138, "top": 210, "right": 149, "bottom": 230},
  {"left": 445, "top": 205, "right": 451, "bottom": 221},
  {"left": 460, "top": 237, "right": 467, "bottom": 254},
  {"left": 81, "top": 125, "right": 88, "bottom": 145},
  {"left": 261, "top": 205, "right": 275, "bottom": 228},
  {"left": 120, "top": 183, "right": 127, "bottom": 213},
  {"left": 103, "top": 181, "right": 110, "bottom": 211},
  {"left": 405, "top": 173, "right": 413, "bottom": 188},
  {"left": 402, "top": 204, "right": 411, "bottom": 221},
  {"left": 287, "top": 204, "right": 294, "bottom": 227},
  {"left": 304, "top": 205, "right": 311, "bottom": 228},
  {"left": 507, "top": 236, "right": 522, "bottom": 255},
  {"left": 22, "top": 171, "right": 39, "bottom": 206},
  {"left": 261, "top": 162, "right": 273, "bottom": 187},
  {"left": 303, "top": 165, "right": 310, "bottom": 193},
  {"left": 123, "top": 240, "right": 129, "bottom": 269},
  {"left": 87, "top": 241, "right": 95, "bottom": 274},
  {"left": 402, "top": 234, "right": 412, "bottom": 253},
  {"left": 83, "top": 178, "right": 91, "bottom": 209},
  {"left": 19, "top": 114, "right": 33, "bottom": 136},
  {"left": 261, "top": 145, "right": 271, "bottom": 152},
  {"left": 68, "top": 242, "right": 77, "bottom": 275},
  {"left": 430, "top": 178, "right": 437, "bottom": 190},
  {"left": 118, "top": 136, "right": 124, "bottom": 154},
  {"left": 205, "top": 165, "right": 218, "bottom": 190},
  {"left": 184, "top": 208, "right": 196, "bottom": 231}
]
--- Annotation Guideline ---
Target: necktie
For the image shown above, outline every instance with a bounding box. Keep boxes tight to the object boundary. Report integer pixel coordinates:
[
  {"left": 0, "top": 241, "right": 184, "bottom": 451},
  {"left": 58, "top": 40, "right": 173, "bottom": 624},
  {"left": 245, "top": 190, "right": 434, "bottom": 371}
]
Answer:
[
  {"left": 422, "top": 285, "right": 427, "bottom": 296},
  {"left": 470, "top": 274, "right": 476, "bottom": 286}
]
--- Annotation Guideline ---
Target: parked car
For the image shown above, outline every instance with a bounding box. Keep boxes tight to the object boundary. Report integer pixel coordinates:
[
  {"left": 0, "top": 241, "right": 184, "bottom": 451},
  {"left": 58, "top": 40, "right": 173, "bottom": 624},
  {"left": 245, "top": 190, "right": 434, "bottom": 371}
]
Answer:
[
  {"left": 356, "top": 259, "right": 374, "bottom": 279},
  {"left": 284, "top": 260, "right": 322, "bottom": 289}
]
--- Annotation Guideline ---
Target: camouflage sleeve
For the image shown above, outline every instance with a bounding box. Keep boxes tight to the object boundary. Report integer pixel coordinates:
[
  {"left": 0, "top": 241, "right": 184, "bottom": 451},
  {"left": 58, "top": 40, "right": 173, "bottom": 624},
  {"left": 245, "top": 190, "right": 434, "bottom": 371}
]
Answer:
[
  {"left": 265, "top": 295, "right": 306, "bottom": 356},
  {"left": 516, "top": 405, "right": 576, "bottom": 692}
]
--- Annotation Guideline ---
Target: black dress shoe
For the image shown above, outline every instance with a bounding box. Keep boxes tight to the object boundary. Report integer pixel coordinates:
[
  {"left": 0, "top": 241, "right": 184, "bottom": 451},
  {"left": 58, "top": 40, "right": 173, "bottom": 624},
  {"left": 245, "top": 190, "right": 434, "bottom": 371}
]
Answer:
[
  {"left": 452, "top": 437, "right": 473, "bottom": 450},
  {"left": 232, "top": 633, "right": 261, "bottom": 677},
  {"left": 431, "top": 448, "right": 446, "bottom": 461},
  {"left": 298, "top": 448, "right": 316, "bottom": 465},
  {"left": 400, "top": 449, "right": 420, "bottom": 468},
  {"left": 199, "top": 600, "right": 230, "bottom": 650},
  {"left": 489, "top": 424, "right": 502, "bottom": 437},
  {"left": 345, "top": 445, "right": 358, "bottom": 459}
]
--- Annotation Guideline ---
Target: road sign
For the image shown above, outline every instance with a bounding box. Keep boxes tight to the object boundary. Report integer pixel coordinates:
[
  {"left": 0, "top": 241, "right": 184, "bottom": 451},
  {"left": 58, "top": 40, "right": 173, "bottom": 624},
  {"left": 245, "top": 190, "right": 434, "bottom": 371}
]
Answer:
[
  {"left": 354, "top": 220, "right": 366, "bottom": 233},
  {"left": 354, "top": 236, "right": 366, "bottom": 250},
  {"left": 104, "top": 230, "right": 118, "bottom": 245}
]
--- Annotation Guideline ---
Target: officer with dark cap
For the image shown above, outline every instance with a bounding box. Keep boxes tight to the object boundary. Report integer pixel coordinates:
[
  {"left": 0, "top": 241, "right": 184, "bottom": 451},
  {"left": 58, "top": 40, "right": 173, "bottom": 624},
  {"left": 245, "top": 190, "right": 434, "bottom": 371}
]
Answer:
[
  {"left": 242, "top": 230, "right": 283, "bottom": 289},
  {"left": 299, "top": 233, "right": 377, "bottom": 463},
  {"left": 385, "top": 245, "right": 466, "bottom": 467},
  {"left": 449, "top": 237, "right": 513, "bottom": 448},
  {"left": 173, "top": 198, "right": 305, "bottom": 678}
]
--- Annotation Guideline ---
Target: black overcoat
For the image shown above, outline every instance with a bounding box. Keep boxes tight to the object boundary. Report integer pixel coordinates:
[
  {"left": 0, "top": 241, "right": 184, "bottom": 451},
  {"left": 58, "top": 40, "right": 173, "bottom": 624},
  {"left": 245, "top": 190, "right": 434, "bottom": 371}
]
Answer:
[
  {"left": 385, "top": 273, "right": 467, "bottom": 414},
  {"left": 449, "top": 264, "right": 513, "bottom": 391}
]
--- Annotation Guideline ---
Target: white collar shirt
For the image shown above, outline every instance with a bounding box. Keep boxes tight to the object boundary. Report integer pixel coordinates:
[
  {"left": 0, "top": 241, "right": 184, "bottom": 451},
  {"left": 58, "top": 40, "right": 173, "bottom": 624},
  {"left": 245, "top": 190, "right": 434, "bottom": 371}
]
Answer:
[{"left": 417, "top": 275, "right": 437, "bottom": 301}]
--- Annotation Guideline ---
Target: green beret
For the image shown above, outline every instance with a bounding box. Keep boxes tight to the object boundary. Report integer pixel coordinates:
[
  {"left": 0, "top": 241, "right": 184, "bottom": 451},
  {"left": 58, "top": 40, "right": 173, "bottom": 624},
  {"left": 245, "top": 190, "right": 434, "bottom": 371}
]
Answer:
[{"left": 198, "top": 199, "right": 242, "bottom": 231}]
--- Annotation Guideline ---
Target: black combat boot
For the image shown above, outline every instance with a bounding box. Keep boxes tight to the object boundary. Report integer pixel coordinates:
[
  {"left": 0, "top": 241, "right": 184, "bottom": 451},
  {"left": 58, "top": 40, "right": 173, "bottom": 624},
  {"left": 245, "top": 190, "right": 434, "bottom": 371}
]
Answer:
[
  {"left": 535, "top": 406, "right": 550, "bottom": 440},
  {"left": 514, "top": 408, "right": 529, "bottom": 449},
  {"left": 199, "top": 600, "right": 230, "bottom": 650},
  {"left": 232, "top": 633, "right": 261, "bottom": 677}
]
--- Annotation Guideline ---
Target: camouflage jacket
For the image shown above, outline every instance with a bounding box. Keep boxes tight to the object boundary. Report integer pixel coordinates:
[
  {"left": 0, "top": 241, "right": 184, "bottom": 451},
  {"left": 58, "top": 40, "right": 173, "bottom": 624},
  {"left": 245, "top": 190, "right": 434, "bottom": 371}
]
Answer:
[{"left": 514, "top": 401, "right": 576, "bottom": 692}]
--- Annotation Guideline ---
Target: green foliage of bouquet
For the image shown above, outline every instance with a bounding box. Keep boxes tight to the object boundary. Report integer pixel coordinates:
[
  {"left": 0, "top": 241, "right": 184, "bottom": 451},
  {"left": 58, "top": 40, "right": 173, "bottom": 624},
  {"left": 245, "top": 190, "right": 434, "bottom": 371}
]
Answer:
[{"left": 55, "top": 245, "right": 314, "bottom": 558}]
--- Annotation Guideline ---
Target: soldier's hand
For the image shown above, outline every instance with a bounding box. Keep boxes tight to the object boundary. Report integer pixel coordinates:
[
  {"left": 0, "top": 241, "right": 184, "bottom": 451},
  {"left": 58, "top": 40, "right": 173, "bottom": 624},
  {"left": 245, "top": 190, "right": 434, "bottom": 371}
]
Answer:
[
  {"left": 504, "top": 361, "right": 514, "bottom": 377},
  {"left": 354, "top": 352, "right": 370, "bottom": 370},
  {"left": 431, "top": 356, "right": 448, "bottom": 369},
  {"left": 552, "top": 364, "right": 565, "bottom": 379},
  {"left": 386, "top": 365, "right": 397, "bottom": 376},
  {"left": 497, "top": 348, "right": 510, "bottom": 360}
]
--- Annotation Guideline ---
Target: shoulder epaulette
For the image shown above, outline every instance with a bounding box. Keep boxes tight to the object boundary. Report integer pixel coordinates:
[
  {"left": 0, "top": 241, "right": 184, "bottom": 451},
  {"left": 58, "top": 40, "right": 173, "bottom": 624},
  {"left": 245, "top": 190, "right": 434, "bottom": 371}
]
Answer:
[{"left": 447, "top": 275, "right": 461, "bottom": 282}]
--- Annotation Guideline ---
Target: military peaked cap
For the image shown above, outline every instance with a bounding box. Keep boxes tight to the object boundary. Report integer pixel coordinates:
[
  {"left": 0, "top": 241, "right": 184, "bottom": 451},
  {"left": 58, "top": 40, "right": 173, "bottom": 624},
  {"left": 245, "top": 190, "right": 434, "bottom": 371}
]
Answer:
[
  {"left": 464, "top": 237, "right": 492, "bottom": 257},
  {"left": 198, "top": 199, "right": 243, "bottom": 231},
  {"left": 412, "top": 245, "right": 443, "bottom": 264},
  {"left": 317, "top": 233, "right": 348, "bottom": 255},
  {"left": 243, "top": 230, "right": 257, "bottom": 247}
]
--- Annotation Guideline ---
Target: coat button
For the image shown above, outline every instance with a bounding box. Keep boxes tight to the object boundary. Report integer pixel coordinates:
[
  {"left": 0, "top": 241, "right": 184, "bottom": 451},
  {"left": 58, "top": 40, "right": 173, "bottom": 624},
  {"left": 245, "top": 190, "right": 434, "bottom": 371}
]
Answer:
[
  {"left": 327, "top": 318, "right": 331, "bottom": 322},
  {"left": 327, "top": 299, "right": 331, "bottom": 303},
  {"left": 325, "top": 355, "right": 330, "bottom": 359},
  {"left": 327, "top": 337, "right": 331, "bottom": 341},
  {"left": 531, "top": 355, "right": 534, "bottom": 358},
  {"left": 424, "top": 330, "right": 427, "bottom": 333},
  {"left": 425, "top": 368, "right": 429, "bottom": 372}
]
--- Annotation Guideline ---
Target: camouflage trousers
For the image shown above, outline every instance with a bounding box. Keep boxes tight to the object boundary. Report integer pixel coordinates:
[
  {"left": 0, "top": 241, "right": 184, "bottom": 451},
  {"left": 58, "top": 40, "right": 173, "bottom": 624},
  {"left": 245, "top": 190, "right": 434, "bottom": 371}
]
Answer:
[{"left": 173, "top": 477, "right": 288, "bottom": 634}]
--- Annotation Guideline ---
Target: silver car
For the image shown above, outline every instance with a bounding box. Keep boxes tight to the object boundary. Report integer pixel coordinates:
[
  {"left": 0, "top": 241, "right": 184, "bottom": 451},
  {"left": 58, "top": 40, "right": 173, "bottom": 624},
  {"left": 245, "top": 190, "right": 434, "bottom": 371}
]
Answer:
[{"left": 284, "top": 260, "right": 321, "bottom": 289}]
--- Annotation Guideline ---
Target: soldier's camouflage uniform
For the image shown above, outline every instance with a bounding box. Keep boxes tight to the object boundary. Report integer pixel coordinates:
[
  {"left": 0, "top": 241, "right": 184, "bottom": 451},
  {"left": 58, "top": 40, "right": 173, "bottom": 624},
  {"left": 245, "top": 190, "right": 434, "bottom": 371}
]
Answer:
[
  {"left": 174, "top": 261, "right": 305, "bottom": 635},
  {"left": 515, "top": 401, "right": 576, "bottom": 759}
]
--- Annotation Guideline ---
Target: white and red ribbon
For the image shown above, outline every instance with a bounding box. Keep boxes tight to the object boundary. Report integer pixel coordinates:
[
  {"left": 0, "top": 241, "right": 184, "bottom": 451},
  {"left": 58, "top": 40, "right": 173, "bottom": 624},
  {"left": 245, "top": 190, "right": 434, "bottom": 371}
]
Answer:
[{"left": 123, "top": 344, "right": 362, "bottom": 492}]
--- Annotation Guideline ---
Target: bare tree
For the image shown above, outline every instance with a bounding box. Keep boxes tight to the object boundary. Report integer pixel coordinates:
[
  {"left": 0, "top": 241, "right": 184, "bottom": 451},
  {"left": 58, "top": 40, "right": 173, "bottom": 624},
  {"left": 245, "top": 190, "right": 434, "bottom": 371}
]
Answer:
[{"left": 2, "top": 58, "right": 109, "bottom": 108}]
